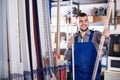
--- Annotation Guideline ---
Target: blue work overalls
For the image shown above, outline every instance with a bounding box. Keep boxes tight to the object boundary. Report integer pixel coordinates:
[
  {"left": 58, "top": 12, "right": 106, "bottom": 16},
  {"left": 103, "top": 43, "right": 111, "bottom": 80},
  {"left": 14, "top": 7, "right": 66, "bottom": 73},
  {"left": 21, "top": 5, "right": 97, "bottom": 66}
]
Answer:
[{"left": 69, "top": 30, "right": 101, "bottom": 80}]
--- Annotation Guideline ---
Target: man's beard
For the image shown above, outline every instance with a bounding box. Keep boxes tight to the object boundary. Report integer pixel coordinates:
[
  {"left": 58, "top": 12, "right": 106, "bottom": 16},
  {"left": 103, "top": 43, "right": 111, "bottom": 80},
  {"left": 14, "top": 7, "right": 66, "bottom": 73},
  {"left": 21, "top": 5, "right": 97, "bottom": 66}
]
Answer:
[{"left": 80, "top": 27, "right": 88, "bottom": 32}]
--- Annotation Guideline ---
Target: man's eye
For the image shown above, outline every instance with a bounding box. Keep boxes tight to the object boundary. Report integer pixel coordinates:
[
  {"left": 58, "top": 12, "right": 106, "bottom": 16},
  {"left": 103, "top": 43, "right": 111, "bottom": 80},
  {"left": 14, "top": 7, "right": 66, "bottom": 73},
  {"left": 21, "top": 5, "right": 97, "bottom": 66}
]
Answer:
[
  {"left": 85, "top": 19, "right": 88, "bottom": 22},
  {"left": 79, "top": 20, "right": 82, "bottom": 23}
]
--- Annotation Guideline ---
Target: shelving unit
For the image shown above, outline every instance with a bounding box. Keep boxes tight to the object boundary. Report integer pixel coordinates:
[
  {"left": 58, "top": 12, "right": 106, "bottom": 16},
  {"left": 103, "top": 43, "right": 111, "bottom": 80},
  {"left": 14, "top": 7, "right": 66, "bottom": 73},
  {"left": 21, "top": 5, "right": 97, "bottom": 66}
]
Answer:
[{"left": 88, "top": 16, "right": 108, "bottom": 23}]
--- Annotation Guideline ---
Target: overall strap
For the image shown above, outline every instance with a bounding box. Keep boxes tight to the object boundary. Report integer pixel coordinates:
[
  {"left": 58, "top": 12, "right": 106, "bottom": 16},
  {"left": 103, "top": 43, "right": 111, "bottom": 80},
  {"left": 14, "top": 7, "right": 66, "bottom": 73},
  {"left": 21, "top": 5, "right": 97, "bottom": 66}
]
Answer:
[{"left": 89, "top": 30, "right": 94, "bottom": 41}]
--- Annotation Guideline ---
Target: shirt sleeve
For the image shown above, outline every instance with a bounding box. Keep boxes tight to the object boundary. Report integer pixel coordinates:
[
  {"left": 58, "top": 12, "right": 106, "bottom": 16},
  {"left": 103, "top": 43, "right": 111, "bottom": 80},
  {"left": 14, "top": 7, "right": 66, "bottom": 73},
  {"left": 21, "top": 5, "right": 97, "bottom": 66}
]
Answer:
[
  {"left": 64, "top": 33, "right": 77, "bottom": 61},
  {"left": 64, "top": 44, "right": 72, "bottom": 61},
  {"left": 93, "top": 30, "right": 110, "bottom": 50}
]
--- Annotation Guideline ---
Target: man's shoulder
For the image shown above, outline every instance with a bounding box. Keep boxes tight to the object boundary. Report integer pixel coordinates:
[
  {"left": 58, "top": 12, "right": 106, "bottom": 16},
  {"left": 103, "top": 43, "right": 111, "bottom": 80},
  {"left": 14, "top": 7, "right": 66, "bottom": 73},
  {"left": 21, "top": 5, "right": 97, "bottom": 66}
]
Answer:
[
  {"left": 93, "top": 30, "right": 101, "bottom": 34},
  {"left": 89, "top": 29, "right": 100, "bottom": 33},
  {"left": 73, "top": 32, "right": 79, "bottom": 37},
  {"left": 88, "top": 29, "right": 101, "bottom": 34}
]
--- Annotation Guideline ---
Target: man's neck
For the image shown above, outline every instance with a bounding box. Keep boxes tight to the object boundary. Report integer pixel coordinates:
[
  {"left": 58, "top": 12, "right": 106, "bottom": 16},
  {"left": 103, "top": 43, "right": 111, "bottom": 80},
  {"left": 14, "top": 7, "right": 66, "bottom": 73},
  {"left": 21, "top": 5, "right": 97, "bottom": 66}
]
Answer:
[{"left": 80, "top": 30, "right": 86, "bottom": 37}]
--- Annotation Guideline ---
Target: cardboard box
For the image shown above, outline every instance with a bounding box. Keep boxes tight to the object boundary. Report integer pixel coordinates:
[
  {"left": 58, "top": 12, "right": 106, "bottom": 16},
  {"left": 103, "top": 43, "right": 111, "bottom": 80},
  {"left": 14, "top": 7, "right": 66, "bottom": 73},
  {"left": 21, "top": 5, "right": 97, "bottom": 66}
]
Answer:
[{"left": 94, "top": 16, "right": 107, "bottom": 23}]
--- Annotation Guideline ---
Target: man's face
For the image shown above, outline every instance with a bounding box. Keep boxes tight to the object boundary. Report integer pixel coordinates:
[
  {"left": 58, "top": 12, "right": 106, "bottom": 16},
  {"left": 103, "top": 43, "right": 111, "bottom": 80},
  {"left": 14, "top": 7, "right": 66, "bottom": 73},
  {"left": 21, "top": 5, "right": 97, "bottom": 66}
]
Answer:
[{"left": 76, "top": 16, "right": 89, "bottom": 32}]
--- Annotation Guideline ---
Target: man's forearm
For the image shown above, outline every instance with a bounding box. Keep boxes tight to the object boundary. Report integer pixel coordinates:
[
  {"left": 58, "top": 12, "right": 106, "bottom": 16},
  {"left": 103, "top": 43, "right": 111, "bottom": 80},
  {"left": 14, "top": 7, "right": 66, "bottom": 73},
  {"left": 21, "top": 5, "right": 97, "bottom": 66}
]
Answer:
[{"left": 64, "top": 47, "right": 72, "bottom": 61}]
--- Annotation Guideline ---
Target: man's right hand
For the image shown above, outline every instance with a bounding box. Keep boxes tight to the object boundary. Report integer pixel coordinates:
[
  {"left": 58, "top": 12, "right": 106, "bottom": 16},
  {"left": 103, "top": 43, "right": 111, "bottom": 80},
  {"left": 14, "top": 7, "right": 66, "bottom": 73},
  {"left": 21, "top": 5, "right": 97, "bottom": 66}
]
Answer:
[{"left": 69, "top": 36, "right": 74, "bottom": 48}]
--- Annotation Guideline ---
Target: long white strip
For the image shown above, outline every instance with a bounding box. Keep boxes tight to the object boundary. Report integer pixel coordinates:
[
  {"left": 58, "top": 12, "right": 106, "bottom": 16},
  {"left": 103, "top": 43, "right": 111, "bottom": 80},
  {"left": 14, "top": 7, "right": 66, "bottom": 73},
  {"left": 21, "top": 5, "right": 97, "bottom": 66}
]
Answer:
[
  {"left": 37, "top": 0, "right": 45, "bottom": 67},
  {"left": 92, "top": 0, "right": 114, "bottom": 80},
  {"left": 42, "top": 0, "right": 54, "bottom": 67},
  {"left": 17, "top": 1, "right": 24, "bottom": 79},
  {"left": 19, "top": 0, "right": 31, "bottom": 72},
  {"left": 2, "top": 0, "right": 9, "bottom": 79},
  {"left": 7, "top": 0, "right": 20, "bottom": 74},
  {"left": 47, "top": 0, "right": 54, "bottom": 67},
  {"left": 0, "top": 0, "right": 8, "bottom": 79},
  {"left": 56, "top": 0, "right": 60, "bottom": 58},
  {"left": 37, "top": 0, "right": 56, "bottom": 80},
  {"left": 72, "top": 44, "right": 75, "bottom": 80}
]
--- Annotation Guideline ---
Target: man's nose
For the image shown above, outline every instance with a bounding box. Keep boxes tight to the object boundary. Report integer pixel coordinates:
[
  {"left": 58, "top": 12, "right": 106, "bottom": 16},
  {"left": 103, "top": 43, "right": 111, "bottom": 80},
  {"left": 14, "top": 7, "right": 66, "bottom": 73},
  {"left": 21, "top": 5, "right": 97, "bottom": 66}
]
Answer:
[{"left": 82, "top": 21, "right": 86, "bottom": 24}]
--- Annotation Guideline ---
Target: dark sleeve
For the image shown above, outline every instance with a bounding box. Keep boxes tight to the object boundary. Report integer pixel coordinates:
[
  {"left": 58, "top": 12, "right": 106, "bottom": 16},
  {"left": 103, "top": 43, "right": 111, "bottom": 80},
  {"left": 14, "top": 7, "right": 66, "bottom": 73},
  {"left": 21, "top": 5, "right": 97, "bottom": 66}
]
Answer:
[
  {"left": 64, "top": 33, "right": 78, "bottom": 61},
  {"left": 64, "top": 44, "right": 72, "bottom": 61},
  {"left": 92, "top": 30, "right": 110, "bottom": 50}
]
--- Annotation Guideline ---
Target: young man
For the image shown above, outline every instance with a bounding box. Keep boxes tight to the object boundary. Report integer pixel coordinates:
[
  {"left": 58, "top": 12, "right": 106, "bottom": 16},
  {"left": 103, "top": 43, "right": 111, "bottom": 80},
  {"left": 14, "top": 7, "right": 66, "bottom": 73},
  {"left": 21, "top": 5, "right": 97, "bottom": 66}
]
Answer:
[{"left": 64, "top": 12, "right": 110, "bottom": 80}]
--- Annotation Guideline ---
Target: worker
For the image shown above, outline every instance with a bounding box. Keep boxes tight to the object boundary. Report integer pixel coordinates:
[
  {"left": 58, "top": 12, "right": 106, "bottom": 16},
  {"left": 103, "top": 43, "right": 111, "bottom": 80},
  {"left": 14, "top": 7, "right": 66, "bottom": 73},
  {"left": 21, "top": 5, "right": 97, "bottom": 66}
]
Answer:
[{"left": 64, "top": 12, "right": 110, "bottom": 80}]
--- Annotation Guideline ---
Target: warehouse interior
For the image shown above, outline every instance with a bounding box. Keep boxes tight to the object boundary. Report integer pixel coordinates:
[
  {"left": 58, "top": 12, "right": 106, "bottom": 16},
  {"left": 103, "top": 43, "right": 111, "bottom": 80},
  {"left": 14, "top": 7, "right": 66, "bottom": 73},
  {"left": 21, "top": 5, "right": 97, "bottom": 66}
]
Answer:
[{"left": 0, "top": 0, "right": 120, "bottom": 80}]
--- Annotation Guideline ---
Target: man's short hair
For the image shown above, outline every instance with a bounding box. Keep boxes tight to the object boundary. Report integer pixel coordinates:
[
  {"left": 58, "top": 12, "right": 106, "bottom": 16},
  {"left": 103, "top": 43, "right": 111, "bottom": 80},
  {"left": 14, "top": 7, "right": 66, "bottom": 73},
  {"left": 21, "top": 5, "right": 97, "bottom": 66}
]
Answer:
[{"left": 76, "top": 12, "right": 87, "bottom": 18}]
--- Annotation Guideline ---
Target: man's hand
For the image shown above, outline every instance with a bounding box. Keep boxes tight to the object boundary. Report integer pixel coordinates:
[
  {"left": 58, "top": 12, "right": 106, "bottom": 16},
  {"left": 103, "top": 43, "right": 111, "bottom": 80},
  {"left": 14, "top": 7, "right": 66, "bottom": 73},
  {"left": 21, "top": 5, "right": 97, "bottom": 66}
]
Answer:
[
  {"left": 103, "top": 28, "right": 110, "bottom": 38},
  {"left": 69, "top": 36, "right": 74, "bottom": 48}
]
